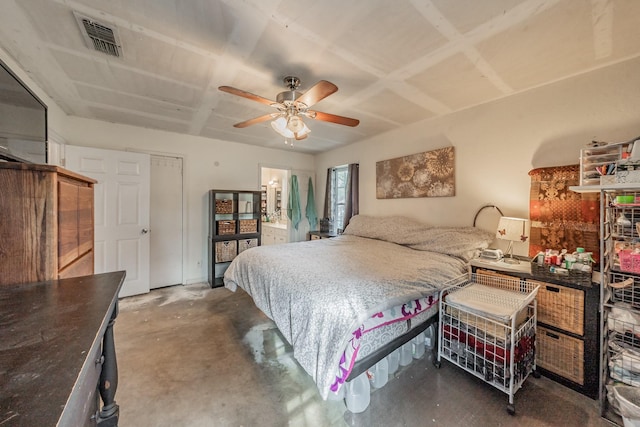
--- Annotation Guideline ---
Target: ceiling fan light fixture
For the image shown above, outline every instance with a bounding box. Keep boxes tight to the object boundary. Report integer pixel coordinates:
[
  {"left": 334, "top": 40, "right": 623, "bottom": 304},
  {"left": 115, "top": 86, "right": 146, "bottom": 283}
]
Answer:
[
  {"left": 221, "top": 76, "right": 359, "bottom": 145},
  {"left": 295, "top": 122, "right": 310, "bottom": 138},
  {"left": 286, "top": 115, "right": 304, "bottom": 133},
  {"left": 271, "top": 116, "right": 295, "bottom": 139}
]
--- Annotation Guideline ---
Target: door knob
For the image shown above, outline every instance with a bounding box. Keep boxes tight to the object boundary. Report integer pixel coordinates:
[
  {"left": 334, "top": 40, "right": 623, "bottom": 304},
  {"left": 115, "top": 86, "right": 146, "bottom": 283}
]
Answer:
[{"left": 141, "top": 228, "right": 149, "bottom": 234}]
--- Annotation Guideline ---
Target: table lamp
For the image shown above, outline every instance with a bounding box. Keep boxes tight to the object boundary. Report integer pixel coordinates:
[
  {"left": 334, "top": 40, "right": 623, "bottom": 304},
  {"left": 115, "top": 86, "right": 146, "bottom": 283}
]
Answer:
[{"left": 496, "top": 216, "right": 529, "bottom": 264}]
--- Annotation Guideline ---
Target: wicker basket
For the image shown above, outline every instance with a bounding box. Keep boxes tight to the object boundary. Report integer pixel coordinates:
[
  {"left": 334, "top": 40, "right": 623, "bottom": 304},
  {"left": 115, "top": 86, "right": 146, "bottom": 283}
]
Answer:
[
  {"left": 239, "top": 219, "right": 258, "bottom": 234},
  {"left": 531, "top": 262, "right": 592, "bottom": 287},
  {"left": 215, "top": 240, "right": 237, "bottom": 262},
  {"left": 238, "top": 238, "right": 258, "bottom": 253},
  {"left": 215, "top": 199, "right": 233, "bottom": 214},
  {"left": 536, "top": 325, "right": 584, "bottom": 385},
  {"left": 531, "top": 280, "right": 584, "bottom": 335},
  {"left": 217, "top": 220, "right": 236, "bottom": 235}
]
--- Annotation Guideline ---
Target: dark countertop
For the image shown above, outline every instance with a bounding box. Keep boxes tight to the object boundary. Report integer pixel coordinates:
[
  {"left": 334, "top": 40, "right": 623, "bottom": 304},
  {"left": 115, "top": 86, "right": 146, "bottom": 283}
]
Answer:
[{"left": 0, "top": 271, "right": 125, "bottom": 426}]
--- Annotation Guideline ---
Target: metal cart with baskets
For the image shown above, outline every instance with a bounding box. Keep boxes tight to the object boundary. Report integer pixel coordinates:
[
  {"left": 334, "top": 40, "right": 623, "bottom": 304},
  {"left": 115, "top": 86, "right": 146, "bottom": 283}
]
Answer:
[{"left": 436, "top": 272, "right": 539, "bottom": 415}]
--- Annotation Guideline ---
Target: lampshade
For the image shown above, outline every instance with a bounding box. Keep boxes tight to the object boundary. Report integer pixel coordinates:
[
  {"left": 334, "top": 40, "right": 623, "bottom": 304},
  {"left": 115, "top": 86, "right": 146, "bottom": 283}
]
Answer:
[
  {"left": 496, "top": 216, "right": 529, "bottom": 263},
  {"left": 496, "top": 217, "right": 529, "bottom": 242},
  {"left": 271, "top": 116, "right": 293, "bottom": 138}
]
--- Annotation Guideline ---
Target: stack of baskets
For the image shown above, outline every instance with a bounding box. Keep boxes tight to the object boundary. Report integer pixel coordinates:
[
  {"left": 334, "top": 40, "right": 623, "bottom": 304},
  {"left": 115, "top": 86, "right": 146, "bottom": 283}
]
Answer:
[{"left": 534, "top": 283, "right": 585, "bottom": 385}]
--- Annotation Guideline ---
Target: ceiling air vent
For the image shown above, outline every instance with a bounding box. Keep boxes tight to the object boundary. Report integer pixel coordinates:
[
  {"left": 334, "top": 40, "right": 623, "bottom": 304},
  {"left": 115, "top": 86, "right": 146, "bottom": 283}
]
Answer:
[{"left": 73, "top": 11, "right": 122, "bottom": 57}]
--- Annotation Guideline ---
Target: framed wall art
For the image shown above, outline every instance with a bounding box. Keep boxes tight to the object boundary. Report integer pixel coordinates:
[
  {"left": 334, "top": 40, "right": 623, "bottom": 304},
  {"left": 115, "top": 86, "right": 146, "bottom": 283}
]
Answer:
[{"left": 376, "top": 146, "right": 455, "bottom": 199}]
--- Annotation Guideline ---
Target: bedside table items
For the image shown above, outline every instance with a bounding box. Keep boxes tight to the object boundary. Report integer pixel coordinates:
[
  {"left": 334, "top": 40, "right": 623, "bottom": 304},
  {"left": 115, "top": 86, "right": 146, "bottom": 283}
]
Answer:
[
  {"left": 531, "top": 247, "right": 594, "bottom": 286},
  {"left": 496, "top": 216, "right": 530, "bottom": 264},
  {"left": 480, "top": 248, "right": 504, "bottom": 261},
  {"left": 319, "top": 217, "right": 332, "bottom": 233}
]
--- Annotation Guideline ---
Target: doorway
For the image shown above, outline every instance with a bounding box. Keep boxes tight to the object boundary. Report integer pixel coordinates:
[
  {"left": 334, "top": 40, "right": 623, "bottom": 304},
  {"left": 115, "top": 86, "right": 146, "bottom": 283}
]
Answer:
[
  {"left": 260, "top": 166, "right": 315, "bottom": 243},
  {"left": 65, "top": 145, "right": 151, "bottom": 297}
]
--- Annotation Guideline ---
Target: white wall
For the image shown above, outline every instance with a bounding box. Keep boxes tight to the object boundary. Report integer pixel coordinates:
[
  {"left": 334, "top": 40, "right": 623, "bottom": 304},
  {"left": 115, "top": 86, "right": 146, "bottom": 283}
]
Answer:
[
  {"left": 315, "top": 56, "right": 640, "bottom": 256},
  {"left": 59, "top": 117, "right": 314, "bottom": 284}
]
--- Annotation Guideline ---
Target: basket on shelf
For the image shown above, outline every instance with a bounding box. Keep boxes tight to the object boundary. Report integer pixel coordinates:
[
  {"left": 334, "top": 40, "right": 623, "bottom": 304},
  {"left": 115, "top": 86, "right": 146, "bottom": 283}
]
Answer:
[
  {"left": 215, "top": 240, "right": 237, "bottom": 262},
  {"left": 618, "top": 250, "right": 640, "bottom": 274},
  {"left": 217, "top": 220, "right": 236, "bottom": 235},
  {"left": 239, "top": 219, "right": 258, "bottom": 234},
  {"left": 215, "top": 199, "right": 233, "bottom": 214},
  {"left": 537, "top": 325, "right": 584, "bottom": 385},
  {"left": 530, "top": 262, "right": 593, "bottom": 287},
  {"left": 238, "top": 238, "right": 258, "bottom": 253},
  {"left": 534, "top": 281, "right": 584, "bottom": 335}
]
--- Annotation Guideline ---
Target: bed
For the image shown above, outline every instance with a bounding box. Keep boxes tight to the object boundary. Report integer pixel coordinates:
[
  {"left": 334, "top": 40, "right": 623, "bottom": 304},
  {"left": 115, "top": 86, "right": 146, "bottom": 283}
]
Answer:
[{"left": 223, "top": 215, "right": 494, "bottom": 400}]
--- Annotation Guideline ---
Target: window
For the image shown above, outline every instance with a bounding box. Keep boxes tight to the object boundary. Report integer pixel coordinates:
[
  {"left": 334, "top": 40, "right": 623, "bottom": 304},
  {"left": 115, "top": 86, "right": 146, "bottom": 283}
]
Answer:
[{"left": 329, "top": 165, "right": 348, "bottom": 233}]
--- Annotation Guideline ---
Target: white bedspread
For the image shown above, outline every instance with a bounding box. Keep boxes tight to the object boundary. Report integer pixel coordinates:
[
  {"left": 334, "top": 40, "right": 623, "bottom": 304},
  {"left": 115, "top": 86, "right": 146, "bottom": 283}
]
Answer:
[{"left": 224, "top": 234, "right": 468, "bottom": 399}]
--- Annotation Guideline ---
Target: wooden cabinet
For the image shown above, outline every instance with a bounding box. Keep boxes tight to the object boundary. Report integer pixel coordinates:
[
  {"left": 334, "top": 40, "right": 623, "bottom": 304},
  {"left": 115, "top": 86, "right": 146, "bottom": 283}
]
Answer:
[
  {"left": 208, "top": 189, "right": 261, "bottom": 287},
  {"left": 470, "top": 257, "right": 599, "bottom": 399},
  {"left": 262, "top": 223, "right": 289, "bottom": 246},
  {"left": 0, "top": 163, "right": 96, "bottom": 286}
]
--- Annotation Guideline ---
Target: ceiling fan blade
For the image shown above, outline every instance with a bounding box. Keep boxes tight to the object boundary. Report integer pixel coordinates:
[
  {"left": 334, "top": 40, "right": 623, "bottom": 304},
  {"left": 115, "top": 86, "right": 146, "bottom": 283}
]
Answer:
[
  {"left": 295, "top": 80, "right": 338, "bottom": 107},
  {"left": 219, "top": 86, "right": 277, "bottom": 107},
  {"left": 308, "top": 110, "right": 360, "bottom": 127},
  {"left": 233, "top": 113, "right": 277, "bottom": 128}
]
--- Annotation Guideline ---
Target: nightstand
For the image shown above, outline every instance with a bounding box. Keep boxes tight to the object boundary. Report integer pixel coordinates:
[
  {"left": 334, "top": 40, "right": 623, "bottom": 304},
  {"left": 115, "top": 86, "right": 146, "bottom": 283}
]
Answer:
[
  {"left": 469, "top": 256, "right": 599, "bottom": 399},
  {"left": 308, "top": 231, "right": 337, "bottom": 240}
]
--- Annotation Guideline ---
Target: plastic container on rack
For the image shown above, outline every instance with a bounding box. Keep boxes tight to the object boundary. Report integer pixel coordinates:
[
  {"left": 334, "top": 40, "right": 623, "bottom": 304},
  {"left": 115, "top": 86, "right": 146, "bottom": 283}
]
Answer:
[
  {"left": 387, "top": 349, "right": 399, "bottom": 374},
  {"left": 413, "top": 333, "right": 425, "bottom": 359},
  {"left": 613, "top": 386, "right": 640, "bottom": 427},
  {"left": 399, "top": 341, "right": 413, "bottom": 366},
  {"left": 368, "top": 358, "right": 388, "bottom": 389},
  {"left": 345, "top": 372, "right": 370, "bottom": 413}
]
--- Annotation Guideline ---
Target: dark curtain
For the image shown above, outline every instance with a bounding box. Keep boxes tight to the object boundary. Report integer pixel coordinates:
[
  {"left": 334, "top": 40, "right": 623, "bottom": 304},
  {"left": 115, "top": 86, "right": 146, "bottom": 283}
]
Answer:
[{"left": 343, "top": 163, "right": 359, "bottom": 230}]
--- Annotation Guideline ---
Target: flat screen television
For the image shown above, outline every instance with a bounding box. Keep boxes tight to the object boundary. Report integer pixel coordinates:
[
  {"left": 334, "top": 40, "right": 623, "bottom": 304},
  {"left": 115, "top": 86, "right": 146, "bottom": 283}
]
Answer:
[{"left": 0, "top": 58, "right": 47, "bottom": 163}]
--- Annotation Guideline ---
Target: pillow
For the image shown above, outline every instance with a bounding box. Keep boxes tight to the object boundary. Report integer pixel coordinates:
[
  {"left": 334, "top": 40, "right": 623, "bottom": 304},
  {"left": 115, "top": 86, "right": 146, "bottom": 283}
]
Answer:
[
  {"left": 342, "top": 215, "right": 429, "bottom": 241},
  {"left": 407, "top": 227, "right": 495, "bottom": 262},
  {"left": 343, "top": 215, "right": 494, "bottom": 262}
]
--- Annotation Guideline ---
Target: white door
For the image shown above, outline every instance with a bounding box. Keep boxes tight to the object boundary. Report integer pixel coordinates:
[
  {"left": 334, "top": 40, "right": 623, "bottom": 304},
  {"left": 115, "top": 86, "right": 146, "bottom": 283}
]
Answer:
[
  {"left": 65, "top": 145, "right": 150, "bottom": 297},
  {"left": 149, "top": 155, "right": 183, "bottom": 289}
]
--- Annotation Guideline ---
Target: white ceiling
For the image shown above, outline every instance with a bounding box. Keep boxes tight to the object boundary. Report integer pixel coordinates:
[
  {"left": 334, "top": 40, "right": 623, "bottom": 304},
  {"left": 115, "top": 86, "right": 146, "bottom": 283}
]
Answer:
[{"left": 0, "top": 0, "right": 639, "bottom": 154}]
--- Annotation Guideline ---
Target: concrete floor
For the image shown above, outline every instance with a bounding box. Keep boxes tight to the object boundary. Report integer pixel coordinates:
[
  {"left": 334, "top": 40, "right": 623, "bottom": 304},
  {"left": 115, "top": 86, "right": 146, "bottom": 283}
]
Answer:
[{"left": 114, "top": 283, "right": 612, "bottom": 427}]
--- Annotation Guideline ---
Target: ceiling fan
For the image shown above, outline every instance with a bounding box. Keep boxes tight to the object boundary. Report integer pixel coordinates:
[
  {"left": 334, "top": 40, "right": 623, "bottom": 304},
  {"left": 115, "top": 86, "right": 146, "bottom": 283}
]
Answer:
[{"left": 219, "top": 76, "right": 359, "bottom": 141}]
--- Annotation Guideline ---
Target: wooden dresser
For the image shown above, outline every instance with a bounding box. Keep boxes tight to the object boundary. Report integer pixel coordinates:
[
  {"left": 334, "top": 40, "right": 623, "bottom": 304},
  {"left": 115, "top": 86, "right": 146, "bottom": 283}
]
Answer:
[
  {"left": 0, "top": 162, "right": 96, "bottom": 285},
  {"left": 0, "top": 271, "right": 125, "bottom": 426}
]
